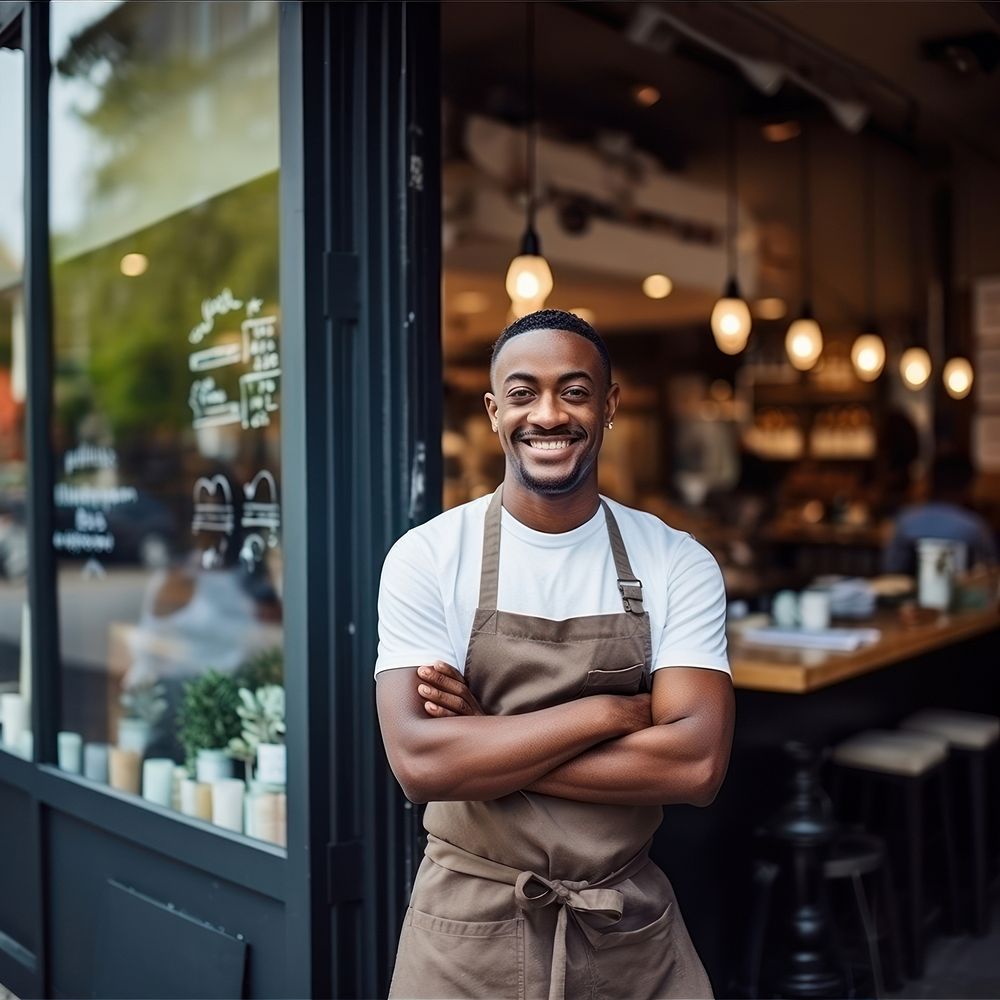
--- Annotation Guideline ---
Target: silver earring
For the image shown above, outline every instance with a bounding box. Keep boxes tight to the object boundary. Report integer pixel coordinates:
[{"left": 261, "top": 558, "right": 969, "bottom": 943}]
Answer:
[{"left": 606, "top": 421, "right": 614, "bottom": 430}]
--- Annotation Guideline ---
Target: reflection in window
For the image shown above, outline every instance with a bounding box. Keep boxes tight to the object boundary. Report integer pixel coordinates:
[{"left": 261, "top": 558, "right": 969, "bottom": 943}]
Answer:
[
  {"left": 49, "top": 1, "right": 285, "bottom": 845},
  {"left": 0, "top": 41, "right": 30, "bottom": 760}
]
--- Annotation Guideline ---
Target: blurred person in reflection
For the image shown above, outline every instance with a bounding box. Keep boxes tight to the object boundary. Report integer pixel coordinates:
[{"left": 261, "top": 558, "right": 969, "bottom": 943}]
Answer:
[
  {"left": 883, "top": 452, "right": 998, "bottom": 574},
  {"left": 376, "top": 310, "right": 734, "bottom": 999}
]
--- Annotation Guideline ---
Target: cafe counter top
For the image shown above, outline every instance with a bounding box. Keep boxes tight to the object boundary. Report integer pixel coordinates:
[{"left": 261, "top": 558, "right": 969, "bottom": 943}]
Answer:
[{"left": 729, "top": 604, "right": 1000, "bottom": 693}]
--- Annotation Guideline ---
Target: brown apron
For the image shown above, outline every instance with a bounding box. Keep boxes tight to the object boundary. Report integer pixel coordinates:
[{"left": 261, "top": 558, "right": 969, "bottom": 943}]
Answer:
[{"left": 389, "top": 489, "right": 713, "bottom": 1000}]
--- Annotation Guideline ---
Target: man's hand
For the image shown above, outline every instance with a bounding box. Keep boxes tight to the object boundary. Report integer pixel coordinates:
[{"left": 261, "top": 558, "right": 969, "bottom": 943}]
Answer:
[{"left": 417, "top": 661, "right": 485, "bottom": 717}]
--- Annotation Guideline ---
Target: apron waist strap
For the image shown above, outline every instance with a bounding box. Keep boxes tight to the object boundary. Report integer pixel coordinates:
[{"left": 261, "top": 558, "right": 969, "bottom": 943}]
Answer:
[{"left": 424, "top": 835, "right": 652, "bottom": 1000}]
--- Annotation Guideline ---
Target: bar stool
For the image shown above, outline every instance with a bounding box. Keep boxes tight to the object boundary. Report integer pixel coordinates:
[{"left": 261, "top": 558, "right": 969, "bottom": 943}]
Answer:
[
  {"left": 823, "top": 828, "right": 905, "bottom": 997},
  {"left": 740, "top": 827, "right": 903, "bottom": 999},
  {"left": 899, "top": 709, "right": 1000, "bottom": 935},
  {"left": 831, "top": 729, "right": 961, "bottom": 980}
]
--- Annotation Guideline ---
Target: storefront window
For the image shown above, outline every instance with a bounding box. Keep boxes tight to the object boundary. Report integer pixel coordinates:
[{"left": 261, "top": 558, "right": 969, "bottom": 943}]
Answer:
[
  {"left": 0, "top": 39, "right": 30, "bottom": 761},
  {"left": 49, "top": 0, "right": 285, "bottom": 845}
]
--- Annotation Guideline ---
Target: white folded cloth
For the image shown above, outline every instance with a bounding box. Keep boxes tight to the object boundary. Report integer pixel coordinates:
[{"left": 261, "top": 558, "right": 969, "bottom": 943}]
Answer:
[{"left": 741, "top": 626, "right": 882, "bottom": 652}]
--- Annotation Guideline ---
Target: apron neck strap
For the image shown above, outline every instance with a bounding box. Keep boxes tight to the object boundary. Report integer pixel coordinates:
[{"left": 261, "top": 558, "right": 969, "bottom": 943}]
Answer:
[
  {"left": 600, "top": 500, "right": 645, "bottom": 615},
  {"left": 478, "top": 489, "right": 645, "bottom": 615},
  {"left": 478, "top": 487, "right": 504, "bottom": 610}
]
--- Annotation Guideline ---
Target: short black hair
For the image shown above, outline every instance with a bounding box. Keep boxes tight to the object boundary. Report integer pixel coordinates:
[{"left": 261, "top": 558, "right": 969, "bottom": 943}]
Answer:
[{"left": 490, "top": 309, "right": 612, "bottom": 387}]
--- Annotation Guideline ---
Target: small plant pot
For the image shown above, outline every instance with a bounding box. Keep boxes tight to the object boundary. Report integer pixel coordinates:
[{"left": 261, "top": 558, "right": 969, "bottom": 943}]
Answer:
[
  {"left": 256, "top": 743, "right": 286, "bottom": 786},
  {"left": 117, "top": 717, "right": 153, "bottom": 755},
  {"left": 195, "top": 747, "right": 234, "bottom": 784}
]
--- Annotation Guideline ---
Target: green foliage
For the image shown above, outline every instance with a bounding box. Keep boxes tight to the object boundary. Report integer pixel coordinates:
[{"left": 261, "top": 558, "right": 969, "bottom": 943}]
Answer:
[
  {"left": 234, "top": 647, "right": 284, "bottom": 691},
  {"left": 177, "top": 670, "right": 242, "bottom": 772},
  {"left": 227, "top": 685, "right": 285, "bottom": 764},
  {"left": 119, "top": 678, "right": 168, "bottom": 726}
]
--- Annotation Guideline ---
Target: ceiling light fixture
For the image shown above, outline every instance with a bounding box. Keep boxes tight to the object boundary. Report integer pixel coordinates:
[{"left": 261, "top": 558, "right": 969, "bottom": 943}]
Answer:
[
  {"left": 852, "top": 136, "right": 885, "bottom": 382},
  {"left": 900, "top": 346, "right": 932, "bottom": 389},
  {"left": 505, "top": 3, "right": 553, "bottom": 318},
  {"left": 785, "top": 125, "right": 822, "bottom": 371},
  {"left": 631, "top": 83, "right": 661, "bottom": 108},
  {"left": 711, "top": 90, "right": 751, "bottom": 355},
  {"left": 120, "top": 253, "right": 148, "bottom": 277},
  {"left": 642, "top": 274, "right": 673, "bottom": 299},
  {"left": 943, "top": 356, "right": 973, "bottom": 399}
]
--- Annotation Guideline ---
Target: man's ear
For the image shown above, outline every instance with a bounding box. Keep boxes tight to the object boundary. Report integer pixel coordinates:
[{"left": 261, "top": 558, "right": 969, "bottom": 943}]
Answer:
[
  {"left": 605, "top": 382, "right": 621, "bottom": 425},
  {"left": 484, "top": 392, "right": 499, "bottom": 432}
]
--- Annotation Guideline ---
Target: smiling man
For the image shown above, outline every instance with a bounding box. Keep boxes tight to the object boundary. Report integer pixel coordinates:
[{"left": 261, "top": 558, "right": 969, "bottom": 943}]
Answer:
[{"left": 376, "top": 309, "right": 734, "bottom": 1000}]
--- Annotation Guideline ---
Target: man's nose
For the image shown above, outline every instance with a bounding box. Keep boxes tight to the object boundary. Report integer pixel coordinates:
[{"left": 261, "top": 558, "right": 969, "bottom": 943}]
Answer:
[{"left": 528, "top": 393, "right": 568, "bottom": 427}]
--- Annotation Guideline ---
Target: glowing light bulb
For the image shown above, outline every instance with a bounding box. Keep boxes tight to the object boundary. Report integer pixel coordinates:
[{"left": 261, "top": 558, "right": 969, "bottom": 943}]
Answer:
[
  {"left": 785, "top": 316, "right": 823, "bottom": 371},
  {"left": 943, "top": 356, "right": 973, "bottom": 399},
  {"left": 850, "top": 334, "right": 885, "bottom": 382},
  {"left": 642, "top": 274, "right": 673, "bottom": 299},
  {"left": 900, "top": 347, "right": 931, "bottom": 389},
  {"left": 120, "top": 253, "right": 148, "bottom": 277},
  {"left": 710, "top": 295, "right": 751, "bottom": 355},
  {"left": 505, "top": 253, "right": 553, "bottom": 319}
]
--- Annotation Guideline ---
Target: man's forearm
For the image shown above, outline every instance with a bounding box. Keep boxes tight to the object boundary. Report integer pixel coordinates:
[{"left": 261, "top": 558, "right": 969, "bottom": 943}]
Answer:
[
  {"left": 525, "top": 717, "right": 725, "bottom": 806},
  {"left": 377, "top": 670, "right": 647, "bottom": 803}
]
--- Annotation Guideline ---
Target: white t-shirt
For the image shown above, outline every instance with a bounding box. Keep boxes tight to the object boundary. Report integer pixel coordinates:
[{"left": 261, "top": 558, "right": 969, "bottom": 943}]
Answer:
[{"left": 375, "top": 493, "right": 730, "bottom": 678}]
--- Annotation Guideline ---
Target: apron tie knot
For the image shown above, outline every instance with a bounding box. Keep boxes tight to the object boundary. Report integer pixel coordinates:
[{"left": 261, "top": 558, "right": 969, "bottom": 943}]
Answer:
[{"left": 513, "top": 870, "right": 625, "bottom": 1000}]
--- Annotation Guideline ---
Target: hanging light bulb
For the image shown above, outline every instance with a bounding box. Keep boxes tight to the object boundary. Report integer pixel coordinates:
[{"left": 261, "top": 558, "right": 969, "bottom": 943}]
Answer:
[
  {"left": 506, "top": 3, "right": 552, "bottom": 318},
  {"left": 786, "top": 310, "right": 823, "bottom": 371},
  {"left": 900, "top": 346, "right": 932, "bottom": 389},
  {"left": 506, "top": 232, "right": 553, "bottom": 318},
  {"left": 851, "top": 333, "right": 885, "bottom": 382},
  {"left": 785, "top": 126, "right": 822, "bottom": 371},
  {"left": 711, "top": 94, "right": 751, "bottom": 355},
  {"left": 943, "top": 356, "right": 973, "bottom": 399},
  {"left": 711, "top": 279, "right": 752, "bottom": 354}
]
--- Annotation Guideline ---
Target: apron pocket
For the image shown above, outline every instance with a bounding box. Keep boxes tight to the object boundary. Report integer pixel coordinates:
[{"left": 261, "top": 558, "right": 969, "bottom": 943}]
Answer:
[
  {"left": 578, "top": 662, "right": 645, "bottom": 696},
  {"left": 389, "top": 907, "right": 524, "bottom": 1000}
]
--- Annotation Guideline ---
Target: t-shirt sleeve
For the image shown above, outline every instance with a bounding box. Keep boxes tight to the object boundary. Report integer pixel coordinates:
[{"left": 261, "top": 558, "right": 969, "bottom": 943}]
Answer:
[
  {"left": 375, "top": 529, "right": 458, "bottom": 677},
  {"left": 653, "top": 535, "right": 730, "bottom": 675}
]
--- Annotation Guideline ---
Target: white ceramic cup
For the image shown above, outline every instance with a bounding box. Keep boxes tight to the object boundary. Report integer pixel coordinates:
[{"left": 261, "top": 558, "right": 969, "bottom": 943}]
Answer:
[{"left": 800, "top": 589, "right": 832, "bottom": 631}]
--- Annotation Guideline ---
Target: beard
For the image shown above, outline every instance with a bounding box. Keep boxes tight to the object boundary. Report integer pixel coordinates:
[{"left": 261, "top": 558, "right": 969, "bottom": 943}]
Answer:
[{"left": 508, "top": 445, "right": 595, "bottom": 496}]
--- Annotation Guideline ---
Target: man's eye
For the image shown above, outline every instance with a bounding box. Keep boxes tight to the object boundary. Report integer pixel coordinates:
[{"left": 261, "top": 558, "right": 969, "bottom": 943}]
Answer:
[
  {"left": 564, "top": 387, "right": 588, "bottom": 399},
  {"left": 507, "top": 389, "right": 533, "bottom": 400}
]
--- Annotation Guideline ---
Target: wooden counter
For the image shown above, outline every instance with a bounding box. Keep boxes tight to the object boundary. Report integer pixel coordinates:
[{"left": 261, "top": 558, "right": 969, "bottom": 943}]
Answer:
[{"left": 729, "top": 605, "right": 1000, "bottom": 693}]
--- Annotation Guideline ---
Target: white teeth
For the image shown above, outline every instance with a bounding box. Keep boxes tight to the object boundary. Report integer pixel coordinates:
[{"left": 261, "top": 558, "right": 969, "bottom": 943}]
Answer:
[{"left": 527, "top": 439, "right": 571, "bottom": 450}]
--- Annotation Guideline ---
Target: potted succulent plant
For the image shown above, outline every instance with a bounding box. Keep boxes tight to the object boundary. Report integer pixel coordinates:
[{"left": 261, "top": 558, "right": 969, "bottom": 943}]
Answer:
[
  {"left": 117, "top": 678, "right": 168, "bottom": 755},
  {"left": 177, "top": 671, "right": 242, "bottom": 783},
  {"left": 227, "top": 684, "right": 285, "bottom": 784}
]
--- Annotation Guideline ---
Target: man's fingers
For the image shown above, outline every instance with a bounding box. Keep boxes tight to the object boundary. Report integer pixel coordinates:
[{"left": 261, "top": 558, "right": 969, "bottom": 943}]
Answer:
[
  {"left": 432, "top": 661, "right": 464, "bottom": 682},
  {"left": 424, "top": 701, "right": 456, "bottom": 718},
  {"left": 417, "top": 664, "right": 468, "bottom": 697},
  {"left": 418, "top": 684, "right": 470, "bottom": 715}
]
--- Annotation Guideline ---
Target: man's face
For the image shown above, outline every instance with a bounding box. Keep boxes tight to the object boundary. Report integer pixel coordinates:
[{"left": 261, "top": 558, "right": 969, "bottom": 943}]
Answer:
[{"left": 485, "top": 328, "right": 619, "bottom": 497}]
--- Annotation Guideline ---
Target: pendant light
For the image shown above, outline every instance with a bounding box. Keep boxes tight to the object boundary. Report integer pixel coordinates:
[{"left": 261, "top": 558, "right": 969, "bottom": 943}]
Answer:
[
  {"left": 851, "top": 137, "right": 885, "bottom": 382},
  {"left": 900, "top": 159, "right": 931, "bottom": 391},
  {"left": 711, "top": 92, "right": 751, "bottom": 354},
  {"left": 785, "top": 125, "right": 823, "bottom": 371},
  {"left": 505, "top": 2, "right": 552, "bottom": 318},
  {"left": 943, "top": 159, "right": 975, "bottom": 399}
]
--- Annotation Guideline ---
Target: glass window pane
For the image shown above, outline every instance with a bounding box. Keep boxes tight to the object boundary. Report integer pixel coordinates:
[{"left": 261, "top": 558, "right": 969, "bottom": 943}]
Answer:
[
  {"left": 0, "top": 40, "right": 31, "bottom": 761},
  {"left": 49, "top": 0, "right": 285, "bottom": 846}
]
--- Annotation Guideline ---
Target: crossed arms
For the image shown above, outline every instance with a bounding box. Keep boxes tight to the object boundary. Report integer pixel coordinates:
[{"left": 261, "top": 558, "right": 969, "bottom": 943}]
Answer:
[{"left": 376, "top": 661, "right": 735, "bottom": 807}]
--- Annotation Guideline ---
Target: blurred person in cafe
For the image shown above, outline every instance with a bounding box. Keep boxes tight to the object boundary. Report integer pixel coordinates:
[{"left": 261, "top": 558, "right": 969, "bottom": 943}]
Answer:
[{"left": 883, "top": 451, "right": 998, "bottom": 574}]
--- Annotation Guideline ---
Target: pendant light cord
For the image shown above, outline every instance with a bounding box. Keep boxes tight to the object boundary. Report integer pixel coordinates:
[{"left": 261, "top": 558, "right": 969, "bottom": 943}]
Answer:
[
  {"left": 526, "top": 1, "right": 537, "bottom": 236},
  {"left": 726, "top": 90, "right": 738, "bottom": 280},
  {"left": 864, "top": 135, "right": 875, "bottom": 324},
  {"left": 800, "top": 125, "right": 812, "bottom": 305}
]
